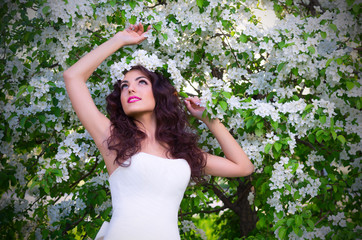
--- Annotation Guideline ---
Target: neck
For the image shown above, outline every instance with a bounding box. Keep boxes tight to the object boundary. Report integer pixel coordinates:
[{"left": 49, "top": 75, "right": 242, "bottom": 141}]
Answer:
[{"left": 133, "top": 112, "right": 157, "bottom": 141}]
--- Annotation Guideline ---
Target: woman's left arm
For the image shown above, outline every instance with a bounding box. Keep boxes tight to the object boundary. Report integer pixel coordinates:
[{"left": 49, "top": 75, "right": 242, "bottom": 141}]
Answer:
[{"left": 184, "top": 97, "right": 254, "bottom": 177}]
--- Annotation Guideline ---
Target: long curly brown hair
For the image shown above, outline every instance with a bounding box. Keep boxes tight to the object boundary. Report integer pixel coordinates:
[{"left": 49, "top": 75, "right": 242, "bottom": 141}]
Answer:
[{"left": 106, "top": 65, "right": 206, "bottom": 180}]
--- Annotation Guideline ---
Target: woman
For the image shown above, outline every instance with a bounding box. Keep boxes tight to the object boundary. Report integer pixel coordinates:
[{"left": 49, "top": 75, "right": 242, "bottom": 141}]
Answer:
[{"left": 63, "top": 23, "right": 254, "bottom": 240}]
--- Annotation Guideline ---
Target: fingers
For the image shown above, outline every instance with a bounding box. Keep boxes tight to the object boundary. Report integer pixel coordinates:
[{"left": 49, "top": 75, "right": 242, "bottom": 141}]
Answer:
[
  {"left": 138, "top": 22, "right": 144, "bottom": 33},
  {"left": 185, "top": 97, "right": 201, "bottom": 106},
  {"left": 128, "top": 23, "right": 152, "bottom": 37}
]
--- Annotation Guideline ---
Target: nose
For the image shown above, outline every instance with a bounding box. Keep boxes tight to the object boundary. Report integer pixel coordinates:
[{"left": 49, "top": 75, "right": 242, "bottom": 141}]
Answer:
[{"left": 128, "top": 82, "right": 136, "bottom": 93}]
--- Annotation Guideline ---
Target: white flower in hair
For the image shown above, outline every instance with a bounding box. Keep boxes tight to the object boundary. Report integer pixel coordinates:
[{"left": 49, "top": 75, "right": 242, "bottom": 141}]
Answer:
[{"left": 110, "top": 50, "right": 164, "bottom": 83}]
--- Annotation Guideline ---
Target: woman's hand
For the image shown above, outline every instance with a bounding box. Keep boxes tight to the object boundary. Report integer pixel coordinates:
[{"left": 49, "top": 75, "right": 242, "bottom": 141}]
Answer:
[
  {"left": 184, "top": 97, "right": 210, "bottom": 123},
  {"left": 115, "top": 23, "right": 152, "bottom": 46}
]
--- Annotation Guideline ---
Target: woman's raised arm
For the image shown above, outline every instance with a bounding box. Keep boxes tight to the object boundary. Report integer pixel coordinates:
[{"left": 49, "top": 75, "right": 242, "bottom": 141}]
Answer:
[
  {"left": 63, "top": 23, "right": 151, "bottom": 145},
  {"left": 184, "top": 97, "right": 255, "bottom": 177}
]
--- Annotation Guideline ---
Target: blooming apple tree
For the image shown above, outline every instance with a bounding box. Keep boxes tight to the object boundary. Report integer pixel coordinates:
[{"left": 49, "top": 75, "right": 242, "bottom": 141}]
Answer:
[{"left": 0, "top": 0, "right": 361, "bottom": 239}]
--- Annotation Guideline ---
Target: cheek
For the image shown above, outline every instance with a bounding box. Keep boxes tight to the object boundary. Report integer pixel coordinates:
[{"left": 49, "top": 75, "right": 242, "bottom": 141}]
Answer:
[{"left": 120, "top": 94, "right": 127, "bottom": 107}]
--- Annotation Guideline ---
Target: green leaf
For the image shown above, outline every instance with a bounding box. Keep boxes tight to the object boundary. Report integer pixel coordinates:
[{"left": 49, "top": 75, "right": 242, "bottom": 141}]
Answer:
[
  {"left": 353, "top": 4, "right": 360, "bottom": 14},
  {"left": 196, "top": 0, "right": 204, "bottom": 8},
  {"left": 128, "top": 0, "right": 137, "bottom": 9},
  {"left": 16, "top": 85, "right": 27, "bottom": 98},
  {"left": 295, "top": 215, "right": 303, "bottom": 227},
  {"left": 320, "top": 31, "right": 327, "bottom": 39},
  {"left": 326, "top": 58, "right": 333, "bottom": 67},
  {"left": 161, "top": 33, "right": 168, "bottom": 40},
  {"left": 109, "top": 0, "right": 116, "bottom": 6},
  {"left": 286, "top": 0, "right": 292, "bottom": 5},
  {"left": 329, "top": 23, "right": 338, "bottom": 32},
  {"left": 337, "top": 135, "right": 346, "bottom": 145},
  {"left": 291, "top": 68, "right": 299, "bottom": 76},
  {"left": 27, "top": 86, "right": 35, "bottom": 93},
  {"left": 331, "top": 130, "right": 337, "bottom": 140},
  {"left": 256, "top": 217, "right": 266, "bottom": 229},
  {"left": 293, "top": 225, "right": 303, "bottom": 237},
  {"left": 293, "top": 191, "right": 301, "bottom": 200},
  {"left": 240, "top": 34, "right": 248, "bottom": 43},
  {"left": 246, "top": 118, "right": 254, "bottom": 129},
  {"left": 306, "top": 219, "right": 314, "bottom": 230},
  {"left": 129, "top": 15, "right": 137, "bottom": 25},
  {"left": 219, "top": 101, "right": 227, "bottom": 111},
  {"left": 153, "top": 22, "right": 162, "bottom": 32},
  {"left": 255, "top": 128, "right": 264, "bottom": 137},
  {"left": 278, "top": 227, "right": 287, "bottom": 240},
  {"left": 42, "top": 6, "right": 51, "bottom": 15},
  {"left": 319, "top": 115, "right": 326, "bottom": 124},
  {"left": 264, "top": 165, "right": 272, "bottom": 174},
  {"left": 346, "top": 81, "right": 354, "bottom": 90},
  {"left": 330, "top": 118, "right": 335, "bottom": 128},
  {"left": 179, "top": 92, "right": 188, "bottom": 98},
  {"left": 271, "top": 121, "right": 278, "bottom": 130},
  {"left": 274, "top": 142, "right": 282, "bottom": 152},
  {"left": 308, "top": 46, "right": 315, "bottom": 54},
  {"left": 38, "top": 114, "right": 46, "bottom": 123},
  {"left": 316, "top": 129, "right": 324, "bottom": 137},
  {"left": 286, "top": 218, "right": 294, "bottom": 226},
  {"left": 20, "top": 117, "right": 27, "bottom": 128},
  {"left": 277, "top": 62, "right": 286, "bottom": 72},
  {"left": 278, "top": 41, "right": 285, "bottom": 49},
  {"left": 221, "top": 91, "right": 231, "bottom": 99}
]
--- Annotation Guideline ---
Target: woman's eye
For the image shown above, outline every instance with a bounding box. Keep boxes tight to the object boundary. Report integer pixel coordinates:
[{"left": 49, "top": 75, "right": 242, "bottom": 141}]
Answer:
[
  {"left": 120, "top": 84, "right": 128, "bottom": 90},
  {"left": 139, "top": 80, "right": 147, "bottom": 85}
]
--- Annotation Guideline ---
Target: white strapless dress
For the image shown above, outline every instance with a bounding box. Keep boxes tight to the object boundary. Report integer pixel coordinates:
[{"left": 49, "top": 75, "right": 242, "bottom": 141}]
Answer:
[{"left": 95, "top": 152, "right": 191, "bottom": 240}]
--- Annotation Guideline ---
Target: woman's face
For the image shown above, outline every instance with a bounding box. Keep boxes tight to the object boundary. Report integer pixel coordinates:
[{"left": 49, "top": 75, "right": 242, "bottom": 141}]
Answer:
[{"left": 120, "top": 70, "right": 156, "bottom": 117}]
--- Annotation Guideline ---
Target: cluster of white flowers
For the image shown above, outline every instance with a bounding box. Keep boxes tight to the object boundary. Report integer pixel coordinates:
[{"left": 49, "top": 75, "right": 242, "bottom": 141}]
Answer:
[
  {"left": 267, "top": 191, "right": 283, "bottom": 212},
  {"left": 301, "top": 226, "right": 332, "bottom": 240},
  {"left": 247, "top": 191, "right": 255, "bottom": 205},
  {"left": 328, "top": 212, "right": 347, "bottom": 227},
  {"left": 47, "top": 194, "right": 86, "bottom": 230},
  {"left": 95, "top": 199, "right": 112, "bottom": 215},
  {"left": 110, "top": 50, "right": 164, "bottom": 82},
  {"left": 269, "top": 157, "right": 293, "bottom": 190},
  {"left": 180, "top": 220, "right": 207, "bottom": 240},
  {"left": 306, "top": 151, "right": 325, "bottom": 167},
  {"left": 89, "top": 172, "right": 109, "bottom": 187},
  {"left": 240, "top": 134, "right": 267, "bottom": 170},
  {"left": 40, "top": 0, "right": 93, "bottom": 25}
]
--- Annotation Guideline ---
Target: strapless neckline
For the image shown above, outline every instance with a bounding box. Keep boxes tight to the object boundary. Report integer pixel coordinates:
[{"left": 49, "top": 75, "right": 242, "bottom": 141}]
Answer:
[{"left": 109, "top": 152, "right": 186, "bottom": 180}]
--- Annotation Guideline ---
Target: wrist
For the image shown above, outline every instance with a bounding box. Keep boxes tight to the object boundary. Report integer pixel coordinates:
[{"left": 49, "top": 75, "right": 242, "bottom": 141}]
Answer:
[
  {"left": 203, "top": 117, "right": 220, "bottom": 128},
  {"left": 111, "top": 33, "right": 127, "bottom": 48}
]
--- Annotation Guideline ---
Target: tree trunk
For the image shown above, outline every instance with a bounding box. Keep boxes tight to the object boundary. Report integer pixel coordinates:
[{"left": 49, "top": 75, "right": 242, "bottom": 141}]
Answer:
[{"left": 235, "top": 180, "right": 258, "bottom": 236}]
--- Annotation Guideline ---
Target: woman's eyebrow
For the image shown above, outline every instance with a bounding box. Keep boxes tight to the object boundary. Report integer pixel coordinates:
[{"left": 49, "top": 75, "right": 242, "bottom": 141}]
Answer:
[
  {"left": 121, "top": 76, "right": 149, "bottom": 83},
  {"left": 135, "top": 76, "right": 149, "bottom": 81}
]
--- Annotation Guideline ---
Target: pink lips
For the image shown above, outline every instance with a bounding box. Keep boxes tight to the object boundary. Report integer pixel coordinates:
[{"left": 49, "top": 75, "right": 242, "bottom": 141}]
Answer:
[{"left": 128, "top": 96, "right": 141, "bottom": 103}]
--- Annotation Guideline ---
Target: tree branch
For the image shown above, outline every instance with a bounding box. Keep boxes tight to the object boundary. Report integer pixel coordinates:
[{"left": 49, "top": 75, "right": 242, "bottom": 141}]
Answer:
[
  {"left": 315, "top": 210, "right": 330, "bottom": 226},
  {"left": 62, "top": 211, "right": 87, "bottom": 235},
  {"left": 296, "top": 138, "right": 316, "bottom": 150},
  {"left": 204, "top": 182, "right": 238, "bottom": 213},
  {"left": 69, "top": 158, "right": 100, "bottom": 190},
  {"left": 179, "top": 205, "right": 227, "bottom": 217}
]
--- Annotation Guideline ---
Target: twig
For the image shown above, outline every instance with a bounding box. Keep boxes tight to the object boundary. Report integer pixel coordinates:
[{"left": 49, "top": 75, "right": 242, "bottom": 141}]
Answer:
[{"left": 315, "top": 211, "right": 330, "bottom": 226}]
